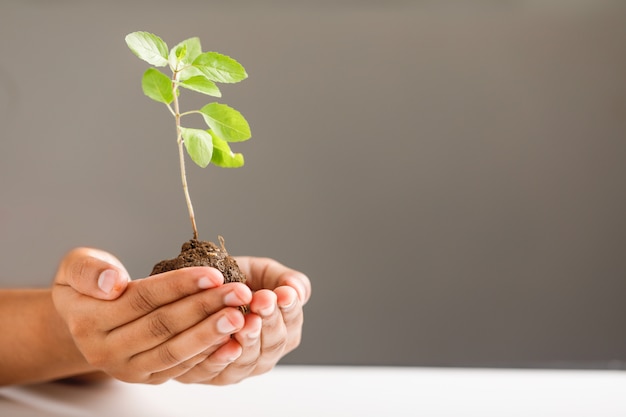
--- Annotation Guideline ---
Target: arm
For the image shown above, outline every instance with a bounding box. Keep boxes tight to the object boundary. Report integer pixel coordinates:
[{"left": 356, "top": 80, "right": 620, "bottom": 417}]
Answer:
[
  {"left": 0, "top": 248, "right": 133, "bottom": 386},
  {"left": 0, "top": 289, "right": 93, "bottom": 385}
]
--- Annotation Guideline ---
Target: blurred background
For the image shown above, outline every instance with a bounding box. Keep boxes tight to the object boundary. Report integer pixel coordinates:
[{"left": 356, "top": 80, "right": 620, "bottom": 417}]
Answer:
[{"left": 1, "top": 0, "right": 625, "bottom": 368}]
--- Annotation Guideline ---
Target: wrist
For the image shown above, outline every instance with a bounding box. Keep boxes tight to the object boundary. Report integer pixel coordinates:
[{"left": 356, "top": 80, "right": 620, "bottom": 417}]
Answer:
[{"left": 0, "top": 289, "right": 96, "bottom": 385}]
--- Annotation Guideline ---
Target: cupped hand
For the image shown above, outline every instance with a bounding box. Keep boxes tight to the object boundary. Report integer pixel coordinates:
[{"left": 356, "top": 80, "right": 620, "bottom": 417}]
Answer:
[
  {"left": 52, "top": 248, "right": 251, "bottom": 384},
  {"left": 174, "top": 256, "right": 311, "bottom": 385}
]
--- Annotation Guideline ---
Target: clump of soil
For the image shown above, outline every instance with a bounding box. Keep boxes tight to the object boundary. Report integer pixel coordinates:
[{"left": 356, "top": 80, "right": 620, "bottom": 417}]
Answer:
[{"left": 151, "top": 237, "right": 248, "bottom": 312}]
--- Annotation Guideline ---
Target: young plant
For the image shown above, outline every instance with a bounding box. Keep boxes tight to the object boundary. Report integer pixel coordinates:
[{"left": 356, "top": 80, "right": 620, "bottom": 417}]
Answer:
[
  {"left": 125, "top": 31, "right": 251, "bottom": 241},
  {"left": 125, "top": 31, "right": 250, "bottom": 288}
]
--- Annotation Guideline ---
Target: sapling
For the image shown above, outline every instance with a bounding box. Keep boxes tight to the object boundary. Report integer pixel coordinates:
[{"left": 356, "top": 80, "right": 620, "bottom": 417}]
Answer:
[{"left": 125, "top": 31, "right": 250, "bottom": 288}]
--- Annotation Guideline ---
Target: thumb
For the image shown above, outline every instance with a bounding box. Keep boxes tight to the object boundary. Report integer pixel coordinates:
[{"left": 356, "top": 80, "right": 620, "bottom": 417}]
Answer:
[{"left": 56, "top": 247, "right": 131, "bottom": 300}]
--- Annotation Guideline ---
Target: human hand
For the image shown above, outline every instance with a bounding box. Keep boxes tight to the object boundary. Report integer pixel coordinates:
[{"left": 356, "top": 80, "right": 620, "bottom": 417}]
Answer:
[
  {"left": 174, "top": 256, "right": 311, "bottom": 385},
  {"left": 52, "top": 247, "right": 252, "bottom": 384}
]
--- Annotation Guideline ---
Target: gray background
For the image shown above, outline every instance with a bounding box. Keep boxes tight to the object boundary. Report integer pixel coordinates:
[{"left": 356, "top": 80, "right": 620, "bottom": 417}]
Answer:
[{"left": 1, "top": 0, "right": 625, "bottom": 368}]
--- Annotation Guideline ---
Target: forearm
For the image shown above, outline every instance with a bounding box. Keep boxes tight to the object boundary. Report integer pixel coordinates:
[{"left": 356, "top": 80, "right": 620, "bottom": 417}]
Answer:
[{"left": 0, "top": 289, "right": 95, "bottom": 385}]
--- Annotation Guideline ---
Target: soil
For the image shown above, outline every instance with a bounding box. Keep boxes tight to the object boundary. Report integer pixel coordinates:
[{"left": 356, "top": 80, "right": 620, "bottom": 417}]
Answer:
[{"left": 150, "top": 237, "right": 249, "bottom": 312}]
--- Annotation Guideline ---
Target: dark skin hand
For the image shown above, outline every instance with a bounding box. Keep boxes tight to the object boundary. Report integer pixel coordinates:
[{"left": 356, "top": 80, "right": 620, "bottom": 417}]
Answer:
[{"left": 51, "top": 248, "right": 311, "bottom": 385}]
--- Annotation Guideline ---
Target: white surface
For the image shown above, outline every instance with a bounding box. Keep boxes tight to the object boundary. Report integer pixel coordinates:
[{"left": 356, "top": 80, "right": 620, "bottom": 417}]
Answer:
[{"left": 1, "top": 366, "right": 626, "bottom": 417}]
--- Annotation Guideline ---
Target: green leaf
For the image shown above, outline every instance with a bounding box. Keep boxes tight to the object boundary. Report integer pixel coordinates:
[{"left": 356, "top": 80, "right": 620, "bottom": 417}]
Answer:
[
  {"left": 168, "top": 43, "right": 187, "bottom": 69},
  {"left": 178, "top": 66, "right": 204, "bottom": 82},
  {"left": 179, "top": 76, "right": 222, "bottom": 97},
  {"left": 180, "top": 127, "right": 213, "bottom": 168},
  {"left": 176, "top": 44, "right": 188, "bottom": 61},
  {"left": 169, "top": 37, "right": 203, "bottom": 71},
  {"left": 125, "top": 31, "right": 169, "bottom": 67},
  {"left": 175, "top": 37, "right": 202, "bottom": 65},
  {"left": 192, "top": 52, "right": 247, "bottom": 84},
  {"left": 141, "top": 68, "right": 174, "bottom": 104},
  {"left": 200, "top": 103, "right": 251, "bottom": 142},
  {"left": 210, "top": 130, "right": 245, "bottom": 168}
]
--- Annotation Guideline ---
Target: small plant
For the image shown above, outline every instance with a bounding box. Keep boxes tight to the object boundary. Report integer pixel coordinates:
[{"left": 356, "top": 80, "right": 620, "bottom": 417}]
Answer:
[
  {"left": 125, "top": 31, "right": 250, "bottom": 239},
  {"left": 125, "top": 31, "right": 250, "bottom": 287}
]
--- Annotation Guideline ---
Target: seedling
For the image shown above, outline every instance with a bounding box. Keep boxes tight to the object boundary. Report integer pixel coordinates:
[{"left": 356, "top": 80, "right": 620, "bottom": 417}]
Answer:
[
  {"left": 125, "top": 31, "right": 250, "bottom": 240},
  {"left": 125, "top": 31, "right": 249, "bottom": 286}
]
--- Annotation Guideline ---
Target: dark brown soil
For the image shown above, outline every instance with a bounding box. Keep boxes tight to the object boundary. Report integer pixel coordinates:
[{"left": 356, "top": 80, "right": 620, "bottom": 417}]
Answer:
[{"left": 150, "top": 237, "right": 248, "bottom": 312}]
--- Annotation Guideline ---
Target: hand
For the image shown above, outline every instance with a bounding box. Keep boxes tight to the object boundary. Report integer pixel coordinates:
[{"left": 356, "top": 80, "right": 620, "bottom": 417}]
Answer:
[
  {"left": 174, "top": 256, "right": 311, "bottom": 385},
  {"left": 52, "top": 248, "right": 252, "bottom": 384}
]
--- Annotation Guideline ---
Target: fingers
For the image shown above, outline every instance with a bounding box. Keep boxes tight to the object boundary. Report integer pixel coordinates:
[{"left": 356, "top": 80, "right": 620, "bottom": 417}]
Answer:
[
  {"left": 55, "top": 247, "right": 131, "bottom": 300},
  {"left": 234, "top": 257, "right": 311, "bottom": 305},
  {"left": 149, "top": 305, "right": 260, "bottom": 385},
  {"left": 98, "top": 267, "right": 226, "bottom": 327},
  {"left": 174, "top": 315, "right": 260, "bottom": 385},
  {"left": 54, "top": 265, "right": 228, "bottom": 347},
  {"left": 174, "top": 339, "right": 243, "bottom": 384},
  {"left": 106, "top": 282, "right": 251, "bottom": 356},
  {"left": 249, "top": 290, "right": 289, "bottom": 371},
  {"left": 126, "top": 308, "right": 246, "bottom": 383},
  {"left": 53, "top": 259, "right": 252, "bottom": 384},
  {"left": 212, "top": 313, "right": 264, "bottom": 384},
  {"left": 53, "top": 250, "right": 309, "bottom": 386},
  {"left": 274, "top": 285, "right": 304, "bottom": 349},
  {"left": 187, "top": 289, "right": 293, "bottom": 385},
  {"left": 177, "top": 260, "right": 308, "bottom": 385}
]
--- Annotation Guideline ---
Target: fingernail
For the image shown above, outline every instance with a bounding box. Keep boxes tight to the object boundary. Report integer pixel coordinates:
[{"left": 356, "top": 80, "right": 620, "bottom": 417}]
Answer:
[
  {"left": 198, "top": 277, "right": 215, "bottom": 289},
  {"left": 247, "top": 328, "right": 261, "bottom": 340},
  {"left": 224, "top": 290, "right": 242, "bottom": 306},
  {"left": 279, "top": 297, "right": 297, "bottom": 311},
  {"left": 226, "top": 349, "right": 242, "bottom": 363},
  {"left": 98, "top": 269, "right": 117, "bottom": 294},
  {"left": 259, "top": 303, "right": 275, "bottom": 317},
  {"left": 217, "top": 315, "right": 238, "bottom": 334},
  {"left": 287, "top": 277, "right": 307, "bottom": 302}
]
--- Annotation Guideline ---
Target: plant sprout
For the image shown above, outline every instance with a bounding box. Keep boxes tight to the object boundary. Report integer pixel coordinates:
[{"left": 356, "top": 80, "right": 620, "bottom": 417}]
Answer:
[{"left": 125, "top": 31, "right": 251, "bottom": 240}]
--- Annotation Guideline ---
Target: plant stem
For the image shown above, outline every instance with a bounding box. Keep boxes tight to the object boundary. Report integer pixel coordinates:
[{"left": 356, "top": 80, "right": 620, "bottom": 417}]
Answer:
[{"left": 172, "top": 72, "right": 199, "bottom": 240}]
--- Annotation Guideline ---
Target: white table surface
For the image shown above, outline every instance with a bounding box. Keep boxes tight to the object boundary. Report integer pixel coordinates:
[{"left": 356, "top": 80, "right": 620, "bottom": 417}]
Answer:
[{"left": 1, "top": 365, "right": 625, "bottom": 417}]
